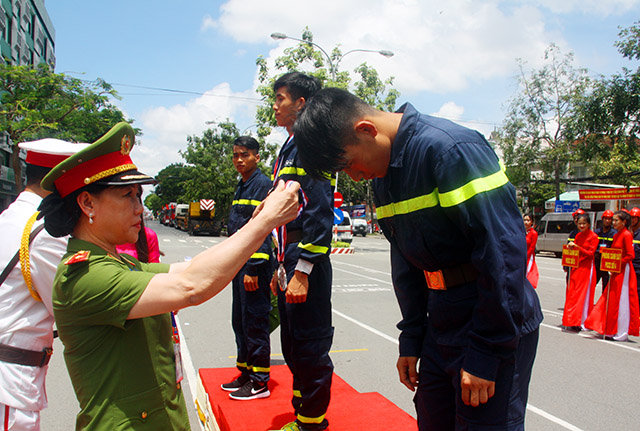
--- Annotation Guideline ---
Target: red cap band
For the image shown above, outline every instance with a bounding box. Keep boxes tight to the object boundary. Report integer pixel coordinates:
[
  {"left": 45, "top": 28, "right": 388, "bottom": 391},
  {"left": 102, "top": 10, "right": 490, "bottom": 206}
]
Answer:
[
  {"left": 54, "top": 151, "right": 135, "bottom": 197},
  {"left": 25, "top": 151, "right": 70, "bottom": 168}
]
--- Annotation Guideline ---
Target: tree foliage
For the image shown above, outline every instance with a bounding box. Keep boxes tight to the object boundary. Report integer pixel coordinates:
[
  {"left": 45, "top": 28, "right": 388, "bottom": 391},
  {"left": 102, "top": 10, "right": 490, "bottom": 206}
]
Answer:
[
  {"left": 0, "top": 63, "right": 134, "bottom": 191},
  {"left": 148, "top": 121, "right": 275, "bottom": 221},
  {"left": 496, "top": 44, "right": 591, "bottom": 202},
  {"left": 254, "top": 27, "right": 400, "bottom": 209},
  {"left": 573, "top": 21, "right": 640, "bottom": 186}
]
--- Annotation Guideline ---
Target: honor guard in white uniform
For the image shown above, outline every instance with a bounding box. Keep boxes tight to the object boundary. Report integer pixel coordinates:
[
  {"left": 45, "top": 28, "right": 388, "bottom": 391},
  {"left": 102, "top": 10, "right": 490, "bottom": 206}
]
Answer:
[{"left": 0, "top": 139, "right": 88, "bottom": 430}]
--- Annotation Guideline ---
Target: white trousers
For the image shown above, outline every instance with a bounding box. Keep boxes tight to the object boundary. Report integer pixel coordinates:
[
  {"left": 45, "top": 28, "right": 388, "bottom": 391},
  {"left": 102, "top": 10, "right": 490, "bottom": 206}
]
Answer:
[{"left": 0, "top": 404, "right": 40, "bottom": 431}]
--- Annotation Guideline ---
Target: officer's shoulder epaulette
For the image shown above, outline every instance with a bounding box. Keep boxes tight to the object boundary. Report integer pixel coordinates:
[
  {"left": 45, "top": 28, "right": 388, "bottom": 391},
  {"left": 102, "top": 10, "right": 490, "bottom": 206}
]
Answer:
[{"left": 64, "top": 250, "right": 91, "bottom": 265}]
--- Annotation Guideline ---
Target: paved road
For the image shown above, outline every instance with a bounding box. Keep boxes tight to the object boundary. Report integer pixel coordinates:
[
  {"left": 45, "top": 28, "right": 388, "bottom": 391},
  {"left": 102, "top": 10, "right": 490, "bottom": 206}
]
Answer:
[{"left": 41, "top": 221, "right": 640, "bottom": 430}]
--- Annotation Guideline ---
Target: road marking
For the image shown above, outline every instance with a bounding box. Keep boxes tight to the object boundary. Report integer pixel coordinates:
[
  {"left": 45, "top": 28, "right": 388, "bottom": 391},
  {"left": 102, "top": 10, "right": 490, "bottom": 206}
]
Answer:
[
  {"left": 162, "top": 239, "right": 171, "bottom": 242},
  {"left": 332, "top": 266, "right": 393, "bottom": 285},
  {"left": 333, "top": 307, "right": 586, "bottom": 431},
  {"left": 526, "top": 404, "right": 585, "bottom": 431},
  {"left": 332, "top": 308, "right": 398, "bottom": 344},
  {"left": 332, "top": 260, "right": 391, "bottom": 276},
  {"left": 540, "top": 323, "right": 640, "bottom": 353}
]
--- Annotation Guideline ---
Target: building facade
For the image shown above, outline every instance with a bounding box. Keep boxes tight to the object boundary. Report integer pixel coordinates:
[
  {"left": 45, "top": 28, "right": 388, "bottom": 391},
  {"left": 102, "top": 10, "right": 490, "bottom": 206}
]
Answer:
[
  {"left": 1, "top": 0, "right": 55, "bottom": 67},
  {"left": 0, "top": 0, "right": 54, "bottom": 211}
]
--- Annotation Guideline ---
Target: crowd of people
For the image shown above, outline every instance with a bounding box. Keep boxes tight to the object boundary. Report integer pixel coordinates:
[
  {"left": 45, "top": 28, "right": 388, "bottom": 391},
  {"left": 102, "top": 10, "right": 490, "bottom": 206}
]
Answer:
[{"left": 524, "top": 209, "right": 640, "bottom": 342}]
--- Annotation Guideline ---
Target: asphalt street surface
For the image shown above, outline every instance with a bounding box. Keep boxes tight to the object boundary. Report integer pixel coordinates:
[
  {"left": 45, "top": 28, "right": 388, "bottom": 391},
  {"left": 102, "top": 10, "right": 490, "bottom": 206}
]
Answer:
[{"left": 41, "top": 221, "right": 640, "bottom": 430}]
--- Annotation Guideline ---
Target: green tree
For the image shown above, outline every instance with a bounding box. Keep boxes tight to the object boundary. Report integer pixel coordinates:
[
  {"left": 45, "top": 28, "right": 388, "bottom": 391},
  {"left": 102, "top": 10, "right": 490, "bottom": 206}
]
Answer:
[
  {"left": 155, "top": 163, "right": 191, "bottom": 204},
  {"left": 254, "top": 27, "right": 400, "bottom": 210},
  {"left": 574, "top": 21, "right": 640, "bottom": 186},
  {"left": 144, "top": 193, "right": 162, "bottom": 214},
  {"left": 496, "top": 44, "right": 591, "bottom": 201},
  {"left": 179, "top": 121, "right": 244, "bottom": 221},
  {"left": 0, "top": 63, "right": 134, "bottom": 191}
]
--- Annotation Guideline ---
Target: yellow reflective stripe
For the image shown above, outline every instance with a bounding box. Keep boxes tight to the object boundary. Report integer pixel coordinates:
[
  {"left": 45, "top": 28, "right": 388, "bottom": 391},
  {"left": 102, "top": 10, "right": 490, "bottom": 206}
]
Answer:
[
  {"left": 376, "top": 191, "right": 439, "bottom": 220},
  {"left": 250, "top": 252, "right": 270, "bottom": 260},
  {"left": 330, "top": 177, "right": 336, "bottom": 187},
  {"left": 297, "top": 413, "right": 326, "bottom": 424},
  {"left": 279, "top": 167, "right": 307, "bottom": 176},
  {"left": 236, "top": 362, "right": 248, "bottom": 369},
  {"left": 376, "top": 163, "right": 509, "bottom": 219},
  {"left": 438, "top": 165, "right": 510, "bottom": 208},
  {"left": 293, "top": 390, "right": 302, "bottom": 398},
  {"left": 634, "top": 240, "right": 640, "bottom": 244},
  {"left": 297, "top": 242, "right": 329, "bottom": 254},
  {"left": 232, "top": 199, "right": 262, "bottom": 207},
  {"left": 250, "top": 365, "right": 271, "bottom": 373}
]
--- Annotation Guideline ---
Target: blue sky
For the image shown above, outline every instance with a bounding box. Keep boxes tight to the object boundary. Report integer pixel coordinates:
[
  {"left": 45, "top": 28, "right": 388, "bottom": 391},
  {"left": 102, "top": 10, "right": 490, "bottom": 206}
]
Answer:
[{"left": 47, "top": 0, "right": 640, "bottom": 178}]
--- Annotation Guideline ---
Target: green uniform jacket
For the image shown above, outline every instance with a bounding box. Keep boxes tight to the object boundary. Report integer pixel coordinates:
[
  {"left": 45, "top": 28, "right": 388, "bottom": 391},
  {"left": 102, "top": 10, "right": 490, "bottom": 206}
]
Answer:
[{"left": 53, "top": 238, "right": 190, "bottom": 431}]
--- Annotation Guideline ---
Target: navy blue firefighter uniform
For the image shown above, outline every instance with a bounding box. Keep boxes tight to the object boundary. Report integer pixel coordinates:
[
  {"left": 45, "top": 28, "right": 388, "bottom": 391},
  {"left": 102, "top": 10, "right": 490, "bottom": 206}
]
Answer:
[
  {"left": 373, "top": 103, "right": 543, "bottom": 430},
  {"left": 227, "top": 168, "right": 274, "bottom": 384},
  {"left": 272, "top": 137, "right": 334, "bottom": 430}
]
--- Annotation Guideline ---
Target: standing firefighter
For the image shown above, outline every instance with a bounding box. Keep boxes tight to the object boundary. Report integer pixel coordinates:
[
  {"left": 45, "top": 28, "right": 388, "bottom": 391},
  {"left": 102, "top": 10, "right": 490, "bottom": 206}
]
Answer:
[
  {"left": 222, "top": 136, "right": 274, "bottom": 400},
  {"left": 293, "top": 88, "right": 543, "bottom": 431},
  {"left": 269, "top": 72, "right": 334, "bottom": 431}
]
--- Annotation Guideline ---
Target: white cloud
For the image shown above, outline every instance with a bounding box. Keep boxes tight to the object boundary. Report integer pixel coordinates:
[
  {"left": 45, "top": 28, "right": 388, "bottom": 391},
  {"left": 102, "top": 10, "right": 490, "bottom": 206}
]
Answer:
[
  {"left": 211, "top": 0, "right": 560, "bottom": 95},
  {"left": 201, "top": 14, "right": 217, "bottom": 32},
  {"left": 431, "top": 101, "right": 495, "bottom": 138},
  {"left": 134, "top": 83, "right": 258, "bottom": 177},
  {"left": 524, "top": 0, "right": 640, "bottom": 15},
  {"left": 432, "top": 101, "right": 465, "bottom": 120}
]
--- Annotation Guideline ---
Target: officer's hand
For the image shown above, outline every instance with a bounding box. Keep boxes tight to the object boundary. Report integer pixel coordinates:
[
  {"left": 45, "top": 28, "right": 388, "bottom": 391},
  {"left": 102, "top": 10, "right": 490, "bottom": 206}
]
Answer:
[
  {"left": 244, "top": 274, "right": 259, "bottom": 292},
  {"left": 460, "top": 369, "right": 495, "bottom": 407},
  {"left": 270, "top": 272, "right": 279, "bottom": 296},
  {"left": 396, "top": 356, "right": 419, "bottom": 391},
  {"left": 252, "top": 180, "right": 300, "bottom": 226},
  {"left": 285, "top": 271, "right": 308, "bottom": 303}
]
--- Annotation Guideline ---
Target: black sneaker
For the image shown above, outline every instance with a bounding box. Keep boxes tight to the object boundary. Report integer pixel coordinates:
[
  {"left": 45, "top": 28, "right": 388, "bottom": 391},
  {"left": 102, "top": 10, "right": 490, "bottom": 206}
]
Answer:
[
  {"left": 229, "top": 380, "right": 270, "bottom": 400},
  {"left": 221, "top": 374, "right": 250, "bottom": 392}
]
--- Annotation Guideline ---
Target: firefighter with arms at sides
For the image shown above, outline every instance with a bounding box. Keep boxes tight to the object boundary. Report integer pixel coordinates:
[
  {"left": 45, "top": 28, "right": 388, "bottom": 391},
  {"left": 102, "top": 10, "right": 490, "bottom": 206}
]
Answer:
[
  {"left": 293, "top": 88, "right": 543, "bottom": 431},
  {"left": 222, "top": 136, "right": 275, "bottom": 400}
]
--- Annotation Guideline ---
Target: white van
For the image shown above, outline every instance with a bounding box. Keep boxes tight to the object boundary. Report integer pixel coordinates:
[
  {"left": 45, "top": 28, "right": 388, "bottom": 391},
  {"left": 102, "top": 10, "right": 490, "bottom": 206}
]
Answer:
[{"left": 535, "top": 211, "right": 600, "bottom": 256}]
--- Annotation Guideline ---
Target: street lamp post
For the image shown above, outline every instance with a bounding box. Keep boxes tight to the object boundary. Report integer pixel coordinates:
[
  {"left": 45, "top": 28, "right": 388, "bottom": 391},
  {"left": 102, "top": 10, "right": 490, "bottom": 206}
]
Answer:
[{"left": 270, "top": 32, "right": 394, "bottom": 81}]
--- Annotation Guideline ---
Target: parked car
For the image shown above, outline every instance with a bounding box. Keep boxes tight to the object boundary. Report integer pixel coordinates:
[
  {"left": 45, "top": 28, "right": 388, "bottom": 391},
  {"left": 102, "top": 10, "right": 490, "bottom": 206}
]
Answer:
[
  {"left": 352, "top": 218, "right": 367, "bottom": 237},
  {"left": 333, "top": 210, "right": 353, "bottom": 243}
]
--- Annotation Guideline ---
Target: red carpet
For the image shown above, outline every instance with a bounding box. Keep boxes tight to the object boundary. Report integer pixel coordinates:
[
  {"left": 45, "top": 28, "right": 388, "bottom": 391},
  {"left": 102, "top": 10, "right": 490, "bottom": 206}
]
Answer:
[{"left": 198, "top": 365, "right": 417, "bottom": 431}]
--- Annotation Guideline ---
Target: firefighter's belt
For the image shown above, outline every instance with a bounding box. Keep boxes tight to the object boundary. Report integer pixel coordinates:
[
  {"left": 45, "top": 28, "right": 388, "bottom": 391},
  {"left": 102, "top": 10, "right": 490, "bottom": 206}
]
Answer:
[
  {"left": 286, "top": 229, "right": 302, "bottom": 245},
  {"left": 0, "top": 343, "right": 53, "bottom": 367},
  {"left": 424, "top": 263, "right": 478, "bottom": 290}
]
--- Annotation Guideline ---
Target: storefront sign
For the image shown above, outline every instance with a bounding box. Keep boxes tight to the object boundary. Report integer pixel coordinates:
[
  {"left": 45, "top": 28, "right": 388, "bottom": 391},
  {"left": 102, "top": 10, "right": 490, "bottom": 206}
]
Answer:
[{"left": 579, "top": 188, "right": 640, "bottom": 200}]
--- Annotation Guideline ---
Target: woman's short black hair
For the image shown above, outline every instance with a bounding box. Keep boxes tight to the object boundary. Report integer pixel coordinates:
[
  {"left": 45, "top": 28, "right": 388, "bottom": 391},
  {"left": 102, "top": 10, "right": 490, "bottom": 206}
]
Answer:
[
  {"left": 38, "top": 183, "right": 110, "bottom": 238},
  {"left": 294, "top": 88, "right": 374, "bottom": 179}
]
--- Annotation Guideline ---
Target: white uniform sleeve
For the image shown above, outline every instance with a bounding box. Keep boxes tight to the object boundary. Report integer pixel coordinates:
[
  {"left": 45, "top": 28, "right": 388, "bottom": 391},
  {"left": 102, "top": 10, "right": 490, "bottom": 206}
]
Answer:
[{"left": 29, "top": 226, "right": 68, "bottom": 316}]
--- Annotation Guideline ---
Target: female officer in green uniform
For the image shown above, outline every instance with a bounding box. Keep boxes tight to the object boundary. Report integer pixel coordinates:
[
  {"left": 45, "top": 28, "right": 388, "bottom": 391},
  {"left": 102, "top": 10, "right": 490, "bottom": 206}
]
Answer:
[{"left": 38, "top": 122, "right": 300, "bottom": 431}]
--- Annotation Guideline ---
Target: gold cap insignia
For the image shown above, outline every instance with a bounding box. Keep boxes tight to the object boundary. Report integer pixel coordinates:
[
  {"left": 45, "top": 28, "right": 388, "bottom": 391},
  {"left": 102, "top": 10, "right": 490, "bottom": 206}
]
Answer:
[{"left": 120, "top": 135, "right": 132, "bottom": 155}]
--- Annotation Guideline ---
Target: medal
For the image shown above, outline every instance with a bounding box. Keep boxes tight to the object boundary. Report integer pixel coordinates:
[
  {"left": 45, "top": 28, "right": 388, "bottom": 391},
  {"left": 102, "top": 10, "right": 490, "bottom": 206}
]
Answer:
[{"left": 278, "top": 264, "right": 287, "bottom": 291}]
